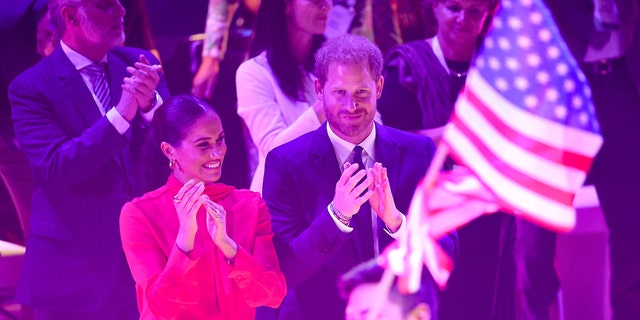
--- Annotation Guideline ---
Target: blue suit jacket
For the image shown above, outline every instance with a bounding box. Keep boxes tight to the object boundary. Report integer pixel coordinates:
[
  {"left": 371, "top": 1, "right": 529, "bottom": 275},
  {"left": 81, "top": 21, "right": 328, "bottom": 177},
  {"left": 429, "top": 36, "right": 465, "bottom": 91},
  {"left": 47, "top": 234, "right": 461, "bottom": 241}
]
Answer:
[
  {"left": 263, "top": 123, "right": 459, "bottom": 320},
  {"left": 9, "top": 45, "right": 170, "bottom": 312}
]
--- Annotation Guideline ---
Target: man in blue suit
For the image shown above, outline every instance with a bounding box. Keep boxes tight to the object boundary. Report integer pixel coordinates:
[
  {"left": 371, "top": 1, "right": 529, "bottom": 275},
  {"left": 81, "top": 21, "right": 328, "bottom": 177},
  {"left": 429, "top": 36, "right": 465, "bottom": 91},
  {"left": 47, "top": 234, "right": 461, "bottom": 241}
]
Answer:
[
  {"left": 262, "top": 34, "right": 458, "bottom": 320},
  {"left": 8, "top": 0, "right": 169, "bottom": 318}
]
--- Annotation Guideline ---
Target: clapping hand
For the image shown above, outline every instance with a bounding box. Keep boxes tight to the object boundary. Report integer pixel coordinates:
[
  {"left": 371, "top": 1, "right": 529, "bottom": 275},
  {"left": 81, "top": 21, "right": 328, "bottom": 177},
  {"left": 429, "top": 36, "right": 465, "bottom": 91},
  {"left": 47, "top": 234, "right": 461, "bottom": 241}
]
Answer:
[
  {"left": 368, "top": 163, "right": 403, "bottom": 233},
  {"left": 204, "top": 198, "right": 228, "bottom": 244},
  {"left": 120, "top": 54, "right": 163, "bottom": 118},
  {"left": 173, "top": 180, "right": 206, "bottom": 253},
  {"left": 204, "top": 198, "right": 238, "bottom": 260},
  {"left": 332, "top": 162, "right": 374, "bottom": 218}
]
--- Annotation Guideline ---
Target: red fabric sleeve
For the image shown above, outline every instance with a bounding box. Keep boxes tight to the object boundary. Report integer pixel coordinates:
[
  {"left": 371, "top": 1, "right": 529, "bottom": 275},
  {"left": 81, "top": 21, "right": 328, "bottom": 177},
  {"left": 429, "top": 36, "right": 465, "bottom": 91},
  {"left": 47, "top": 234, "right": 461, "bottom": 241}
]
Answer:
[
  {"left": 120, "top": 201, "right": 202, "bottom": 319},
  {"left": 227, "top": 198, "right": 287, "bottom": 308}
]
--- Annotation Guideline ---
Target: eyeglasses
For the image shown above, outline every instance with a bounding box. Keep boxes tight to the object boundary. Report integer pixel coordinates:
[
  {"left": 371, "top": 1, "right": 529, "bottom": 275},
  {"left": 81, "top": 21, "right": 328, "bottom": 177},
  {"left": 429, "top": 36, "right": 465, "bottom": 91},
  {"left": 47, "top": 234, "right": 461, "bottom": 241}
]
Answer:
[{"left": 305, "top": 0, "right": 331, "bottom": 9}]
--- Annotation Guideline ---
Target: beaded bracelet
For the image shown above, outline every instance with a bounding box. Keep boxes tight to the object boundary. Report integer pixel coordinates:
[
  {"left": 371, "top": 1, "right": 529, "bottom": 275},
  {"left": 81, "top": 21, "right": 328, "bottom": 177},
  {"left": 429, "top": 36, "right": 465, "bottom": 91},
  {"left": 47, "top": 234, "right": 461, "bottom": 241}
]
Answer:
[{"left": 329, "top": 202, "right": 351, "bottom": 226}]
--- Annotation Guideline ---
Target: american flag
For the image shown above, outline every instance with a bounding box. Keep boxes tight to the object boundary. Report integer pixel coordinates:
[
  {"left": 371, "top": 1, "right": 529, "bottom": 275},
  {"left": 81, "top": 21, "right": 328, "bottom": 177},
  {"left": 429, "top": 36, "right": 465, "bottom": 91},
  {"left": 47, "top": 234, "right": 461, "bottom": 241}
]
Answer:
[
  {"left": 382, "top": 0, "right": 603, "bottom": 291},
  {"left": 441, "top": 0, "right": 602, "bottom": 231}
]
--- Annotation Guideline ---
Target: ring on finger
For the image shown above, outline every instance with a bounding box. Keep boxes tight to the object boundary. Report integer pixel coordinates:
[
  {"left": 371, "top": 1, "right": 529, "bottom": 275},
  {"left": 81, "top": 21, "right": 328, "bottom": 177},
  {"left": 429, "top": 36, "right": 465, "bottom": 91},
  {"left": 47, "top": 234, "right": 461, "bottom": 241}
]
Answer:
[{"left": 173, "top": 194, "right": 182, "bottom": 203}]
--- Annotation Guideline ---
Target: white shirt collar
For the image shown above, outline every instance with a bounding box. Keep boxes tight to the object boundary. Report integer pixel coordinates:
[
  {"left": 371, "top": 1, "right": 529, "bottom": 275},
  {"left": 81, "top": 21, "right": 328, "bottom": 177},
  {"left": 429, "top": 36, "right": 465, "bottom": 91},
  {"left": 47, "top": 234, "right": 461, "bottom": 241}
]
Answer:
[
  {"left": 326, "top": 122, "right": 377, "bottom": 167},
  {"left": 60, "top": 40, "right": 108, "bottom": 71}
]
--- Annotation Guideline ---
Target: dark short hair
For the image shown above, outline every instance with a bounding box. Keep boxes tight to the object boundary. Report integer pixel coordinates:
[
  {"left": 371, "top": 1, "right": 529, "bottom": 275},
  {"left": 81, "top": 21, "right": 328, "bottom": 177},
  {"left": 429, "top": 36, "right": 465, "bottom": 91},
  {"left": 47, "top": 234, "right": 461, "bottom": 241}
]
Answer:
[
  {"left": 338, "top": 259, "right": 434, "bottom": 317},
  {"left": 314, "top": 34, "right": 383, "bottom": 87},
  {"left": 142, "top": 95, "right": 220, "bottom": 188},
  {"left": 150, "top": 95, "right": 219, "bottom": 148}
]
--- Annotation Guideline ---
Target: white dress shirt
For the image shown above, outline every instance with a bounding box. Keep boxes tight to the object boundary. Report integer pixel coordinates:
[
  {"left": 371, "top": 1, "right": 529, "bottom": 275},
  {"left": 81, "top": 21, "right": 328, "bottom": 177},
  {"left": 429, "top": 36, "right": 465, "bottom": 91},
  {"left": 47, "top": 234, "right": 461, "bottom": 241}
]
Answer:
[
  {"left": 60, "top": 41, "right": 162, "bottom": 135},
  {"left": 325, "top": 123, "right": 406, "bottom": 256}
]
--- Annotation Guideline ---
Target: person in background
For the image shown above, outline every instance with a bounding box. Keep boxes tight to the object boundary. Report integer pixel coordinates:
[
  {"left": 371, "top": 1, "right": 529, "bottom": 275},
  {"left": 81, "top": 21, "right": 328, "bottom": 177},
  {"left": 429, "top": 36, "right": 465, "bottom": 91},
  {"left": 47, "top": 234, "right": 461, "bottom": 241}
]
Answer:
[
  {"left": 192, "top": 0, "right": 261, "bottom": 100},
  {"left": 191, "top": 0, "right": 262, "bottom": 189},
  {"left": 377, "top": 1, "right": 517, "bottom": 320},
  {"left": 378, "top": 0, "right": 497, "bottom": 143},
  {"left": 262, "top": 34, "right": 458, "bottom": 320},
  {"left": 35, "top": 5, "right": 58, "bottom": 58},
  {"left": 235, "top": 0, "right": 331, "bottom": 193},
  {"left": 8, "top": 0, "right": 169, "bottom": 317},
  {"left": 120, "top": 95, "right": 286, "bottom": 319},
  {"left": 120, "top": 0, "right": 158, "bottom": 58},
  {"left": 540, "top": 1, "right": 640, "bottom": 319},
  {"left": 0, "top": 0, "right": 47, "bottom": 245},
  {"left": 340, "top": 259, "right": 432, "bottom": 320}
]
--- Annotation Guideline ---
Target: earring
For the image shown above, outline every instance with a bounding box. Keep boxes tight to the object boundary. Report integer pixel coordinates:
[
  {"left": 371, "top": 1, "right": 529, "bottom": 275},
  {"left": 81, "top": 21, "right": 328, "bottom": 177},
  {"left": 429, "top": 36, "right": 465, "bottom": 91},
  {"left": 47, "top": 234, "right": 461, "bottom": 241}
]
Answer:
[{"left": 169, "top": 159, "right": 175, "bottom": 169}]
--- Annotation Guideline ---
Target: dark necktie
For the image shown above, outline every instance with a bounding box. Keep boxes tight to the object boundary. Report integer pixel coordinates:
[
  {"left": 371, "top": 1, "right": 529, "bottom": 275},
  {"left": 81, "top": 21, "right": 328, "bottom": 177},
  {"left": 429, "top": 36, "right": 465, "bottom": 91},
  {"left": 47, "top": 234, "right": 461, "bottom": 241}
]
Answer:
[
  {"left": 81, "top": 63, "right": 111, "bottom": 112},
  {"left": 351, "top": 146, "right": 374, "bottom": 259}
]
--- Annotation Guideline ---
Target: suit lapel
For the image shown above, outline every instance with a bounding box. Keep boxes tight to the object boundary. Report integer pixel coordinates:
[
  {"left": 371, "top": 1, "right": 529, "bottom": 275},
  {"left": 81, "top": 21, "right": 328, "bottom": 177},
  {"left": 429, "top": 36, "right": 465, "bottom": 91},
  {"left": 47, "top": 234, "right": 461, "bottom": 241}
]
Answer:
[
  {"left": 374, "top": 123, "right": 401, "bottom": 196},
  {"left": 372, "top": 123, "right": 403, "bottom": 251},
  {"left": 310, "top": 125, "right": 342, "bottom": 195},
  {"left": 310, "top": 124, "right": 377, "bottom": 260},
  {"left": 51, "top": 46, "right": 102, "bottom": 127}
]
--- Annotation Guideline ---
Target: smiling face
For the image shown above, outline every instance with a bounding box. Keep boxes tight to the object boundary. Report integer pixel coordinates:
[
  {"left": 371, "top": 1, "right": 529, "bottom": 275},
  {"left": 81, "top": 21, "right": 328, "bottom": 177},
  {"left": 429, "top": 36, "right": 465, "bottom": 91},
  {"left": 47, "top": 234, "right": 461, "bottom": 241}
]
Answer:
[
  {"left": 316, "top": 61, "right": 383, "bottom": 144},
  {"left": 434, "top": 0, "right": 490, "bottom": 44},
  {"left": 163, "top": 112, "right": 227, "bottom": 185},
  {"left": 286, "top": 0, "right": 331, "bottom": 35}
]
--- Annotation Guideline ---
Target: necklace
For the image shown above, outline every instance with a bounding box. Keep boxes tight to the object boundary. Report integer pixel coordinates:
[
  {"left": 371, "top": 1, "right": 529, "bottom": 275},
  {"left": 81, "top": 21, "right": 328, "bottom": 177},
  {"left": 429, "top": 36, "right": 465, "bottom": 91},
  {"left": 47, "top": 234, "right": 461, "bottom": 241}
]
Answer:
[
  {"left": 445, "top": 58, "right": 470, "bottom": 78},
  {"left": 431, "top": 37, "right": 472, "bottom": 78}
]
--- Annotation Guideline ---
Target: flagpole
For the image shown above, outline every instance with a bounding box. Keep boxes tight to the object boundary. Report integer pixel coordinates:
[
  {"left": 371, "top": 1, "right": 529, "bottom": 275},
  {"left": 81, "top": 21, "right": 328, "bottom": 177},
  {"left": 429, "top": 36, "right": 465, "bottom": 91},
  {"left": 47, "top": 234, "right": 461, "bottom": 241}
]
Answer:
[
  {"left": 423, "top": 141, "right": 451, "bottom": 194},
  {"left": 372, "top": 141, "right": 452, "bottom": 317}
]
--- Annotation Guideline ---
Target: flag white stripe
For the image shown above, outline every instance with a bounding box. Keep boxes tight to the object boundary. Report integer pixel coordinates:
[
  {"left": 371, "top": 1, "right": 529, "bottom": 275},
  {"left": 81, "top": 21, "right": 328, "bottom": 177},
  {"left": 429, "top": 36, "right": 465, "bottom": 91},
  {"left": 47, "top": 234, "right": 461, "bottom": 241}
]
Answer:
[
  {"left": 444, "top": 126, "right": 576, "bottom": 229},
  {"left": 468, "top": 71, "right": 603, "bottom": 156},
  {"left": 456, "top": 97, "right": 587, "bottom": 191}
]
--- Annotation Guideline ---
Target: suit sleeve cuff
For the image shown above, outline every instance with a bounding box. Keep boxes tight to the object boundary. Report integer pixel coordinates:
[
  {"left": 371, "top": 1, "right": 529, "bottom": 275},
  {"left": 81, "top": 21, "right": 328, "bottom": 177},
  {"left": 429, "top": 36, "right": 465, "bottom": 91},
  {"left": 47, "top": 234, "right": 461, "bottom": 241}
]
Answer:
[{"left": 106, "top": 107, "right": 131, "bottom": 134}]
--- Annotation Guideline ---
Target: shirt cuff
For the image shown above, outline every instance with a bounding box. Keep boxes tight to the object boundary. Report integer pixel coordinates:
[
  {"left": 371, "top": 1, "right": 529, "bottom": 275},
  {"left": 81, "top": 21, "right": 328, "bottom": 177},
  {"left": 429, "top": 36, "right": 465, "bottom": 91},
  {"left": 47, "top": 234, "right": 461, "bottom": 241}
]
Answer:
[
  {"left": 106, "top": 107, "right": 131, "bottom": 134},
  {"left": 385, "top": 213, "right": 406, "bottom": 239},
  {"left": 327, "top": 204, "right": 353, "bottom": 233},
  {"left": 141, "top": 91, "right": 163, "bottom": 124}
]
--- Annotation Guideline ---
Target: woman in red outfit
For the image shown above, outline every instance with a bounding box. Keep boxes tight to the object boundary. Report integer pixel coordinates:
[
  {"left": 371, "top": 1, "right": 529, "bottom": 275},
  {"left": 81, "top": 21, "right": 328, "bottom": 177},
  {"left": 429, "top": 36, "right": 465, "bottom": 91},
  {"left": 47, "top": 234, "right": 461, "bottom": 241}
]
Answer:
[{"left": 120, "top": 95, "right": 286, "bottom": 319}]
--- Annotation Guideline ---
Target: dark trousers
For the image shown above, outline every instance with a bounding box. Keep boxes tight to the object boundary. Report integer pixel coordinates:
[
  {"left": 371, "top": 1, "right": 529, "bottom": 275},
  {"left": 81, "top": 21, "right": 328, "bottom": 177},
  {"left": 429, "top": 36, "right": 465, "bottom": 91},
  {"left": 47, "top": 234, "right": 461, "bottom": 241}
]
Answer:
[
  {"left": 515, "top": 219, "right": 559, "bottom": 320},
  {"left": 583, "top": 57, "right": 640, "bottom": 320},
  {"left": 439, "top": 213, "right": 516, "bottom": 320}
]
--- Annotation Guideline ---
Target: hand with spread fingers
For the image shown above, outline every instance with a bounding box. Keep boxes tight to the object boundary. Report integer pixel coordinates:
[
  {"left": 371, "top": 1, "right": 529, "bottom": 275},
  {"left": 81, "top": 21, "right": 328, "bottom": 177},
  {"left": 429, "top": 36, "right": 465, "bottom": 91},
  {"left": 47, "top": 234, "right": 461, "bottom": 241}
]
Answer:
[
  {"left": 204, "top": 197, "right": 238, "bottom": 260},
  {"left": 368, "top": 162, "right": 403, "bottom": 233},
  {"left": 173, "top": 180, "right": 207, "bottom": 253},
  {"left": 332, "top": 162, "right": 374, "bottom": 218}
]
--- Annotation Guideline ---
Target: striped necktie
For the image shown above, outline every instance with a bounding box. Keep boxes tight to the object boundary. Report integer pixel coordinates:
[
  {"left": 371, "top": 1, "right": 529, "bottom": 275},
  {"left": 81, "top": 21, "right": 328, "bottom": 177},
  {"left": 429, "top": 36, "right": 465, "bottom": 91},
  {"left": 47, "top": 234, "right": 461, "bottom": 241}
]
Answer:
[{"left": 81, "top": 62, "right": 111, "bottom": 112}]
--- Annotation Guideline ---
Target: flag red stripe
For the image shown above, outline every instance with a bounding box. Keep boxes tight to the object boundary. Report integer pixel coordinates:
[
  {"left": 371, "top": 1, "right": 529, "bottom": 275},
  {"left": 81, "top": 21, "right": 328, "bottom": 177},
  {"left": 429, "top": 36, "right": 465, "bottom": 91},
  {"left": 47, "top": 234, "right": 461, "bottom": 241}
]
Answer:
[
  {"left": 448, "top": 115, "right": 575, "bottom": 206},
  {"left": 465, "top": 88, "right": 594, "bottom": 172}
]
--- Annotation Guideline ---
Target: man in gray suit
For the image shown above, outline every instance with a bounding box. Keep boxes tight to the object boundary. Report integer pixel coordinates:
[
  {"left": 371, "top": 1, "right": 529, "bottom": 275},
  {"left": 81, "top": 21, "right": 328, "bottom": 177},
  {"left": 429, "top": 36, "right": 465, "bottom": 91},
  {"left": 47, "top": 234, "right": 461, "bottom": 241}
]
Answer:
[{"left": 9, "top": 0, "right": 170, "bottom": 318}]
